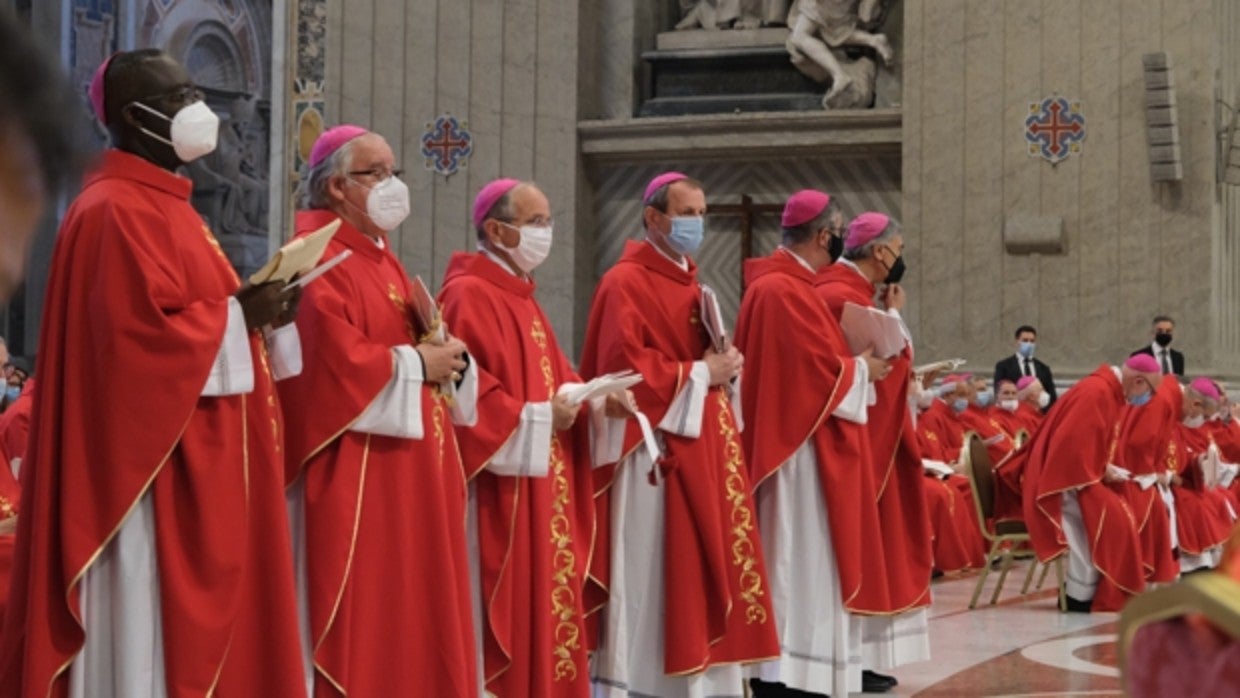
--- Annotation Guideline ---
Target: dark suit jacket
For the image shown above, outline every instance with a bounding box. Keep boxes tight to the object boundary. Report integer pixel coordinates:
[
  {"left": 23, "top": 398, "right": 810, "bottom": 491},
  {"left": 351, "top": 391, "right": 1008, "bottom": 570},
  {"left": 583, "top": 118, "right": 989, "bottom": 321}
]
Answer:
[
  {"left": 1129, "top": 345, "right": 1185, "bottom": 376},
  {"left": 993, "top": 355, "right": 1058, "bottom": 410}
]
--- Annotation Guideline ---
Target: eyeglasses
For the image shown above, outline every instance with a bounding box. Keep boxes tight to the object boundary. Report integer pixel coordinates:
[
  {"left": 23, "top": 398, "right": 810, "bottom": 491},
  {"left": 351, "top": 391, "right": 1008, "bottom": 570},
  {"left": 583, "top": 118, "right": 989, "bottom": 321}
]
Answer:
[
  {"left": 499, "top": 217, "right": 554, "bottom": 229},
  {"left": 348, "top": 168, "right": 404, "bottom": 182},
  {"left": 137, "top": 84, "right": 204, "bottom": 105}
]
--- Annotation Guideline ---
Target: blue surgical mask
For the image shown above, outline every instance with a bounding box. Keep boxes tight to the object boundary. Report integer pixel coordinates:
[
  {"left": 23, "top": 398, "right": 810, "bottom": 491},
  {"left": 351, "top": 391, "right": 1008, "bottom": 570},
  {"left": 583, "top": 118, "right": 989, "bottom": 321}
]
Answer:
[
  {"left": 1018, "top": 341, "right": 1035, "bottom": 358},
  {"left": 1128, "top": 391, "right": 1152, "bottom": 407},
  {"left": 4, "top": 386, "right": 19, "bottom": 402},
  {"left": 666, "top": 216, "right": 704, "bottom": 256},
  {"left": 975, "top": 389, "right": 993, "bottom": 408},
  {"left": 951, "top": 398, "right": 968, "bottom": 413}
]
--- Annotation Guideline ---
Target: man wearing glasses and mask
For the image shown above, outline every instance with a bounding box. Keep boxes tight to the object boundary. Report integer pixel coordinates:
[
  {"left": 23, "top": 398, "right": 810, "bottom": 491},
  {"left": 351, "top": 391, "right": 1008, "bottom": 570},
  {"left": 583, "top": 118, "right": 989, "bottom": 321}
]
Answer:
[{"left": 0, "top": 50, "right": 305, "bottom": 697}]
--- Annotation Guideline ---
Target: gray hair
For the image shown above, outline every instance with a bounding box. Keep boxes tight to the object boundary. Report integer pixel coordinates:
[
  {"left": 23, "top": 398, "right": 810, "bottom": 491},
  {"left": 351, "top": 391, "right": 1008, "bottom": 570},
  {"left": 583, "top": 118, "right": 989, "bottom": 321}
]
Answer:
[
  {"left": 299, "top": 139, "right": 358, "bottom": 210},
  {"left": 474, "top": 183, "right": 528, "bottom": 240},
  {"left": 781, "top": 200, "right": 842, "bottom": 245},
  {"left": 843, "top": 217, "right": 903, "bottom": 261}
]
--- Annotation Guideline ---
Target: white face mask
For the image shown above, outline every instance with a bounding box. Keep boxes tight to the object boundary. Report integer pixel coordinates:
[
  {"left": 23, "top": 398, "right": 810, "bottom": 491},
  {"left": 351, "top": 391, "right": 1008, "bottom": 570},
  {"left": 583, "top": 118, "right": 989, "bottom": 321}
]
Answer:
[
  {"left": 1037, "top": 392, "right": 1051, "bottom": 409},
  {"left": 131, "top": 100, "right": 219, "bottom": 162},
  {"left": 999, "top": 399, "right": 1019, "bottom": 413},
  {"left": 359, "top": 176, "right": 411, "bottom": 231},
  {"left": 499, "top": 222, "right": 553, "bottom": 273},
  {"left": 1184, "top": 414, "right": 1206, "bottom": 429}
]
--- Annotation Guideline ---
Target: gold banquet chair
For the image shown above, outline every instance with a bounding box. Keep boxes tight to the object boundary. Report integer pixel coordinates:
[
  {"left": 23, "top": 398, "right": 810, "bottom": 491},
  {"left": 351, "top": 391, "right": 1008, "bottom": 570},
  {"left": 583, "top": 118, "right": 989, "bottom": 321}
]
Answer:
[
  {"left": 961, "top": 432, "right": 1063, "bottom": 609},
  {"left": 1118, "top": 570, "right": 1240, "bottom": 696}
]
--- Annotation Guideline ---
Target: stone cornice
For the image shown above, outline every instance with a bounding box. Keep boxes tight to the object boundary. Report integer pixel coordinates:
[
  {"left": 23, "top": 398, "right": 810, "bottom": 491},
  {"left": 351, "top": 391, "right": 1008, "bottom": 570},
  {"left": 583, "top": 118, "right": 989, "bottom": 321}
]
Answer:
[{"left": 578, "top": 108, "right": 902, "bottom": 164}]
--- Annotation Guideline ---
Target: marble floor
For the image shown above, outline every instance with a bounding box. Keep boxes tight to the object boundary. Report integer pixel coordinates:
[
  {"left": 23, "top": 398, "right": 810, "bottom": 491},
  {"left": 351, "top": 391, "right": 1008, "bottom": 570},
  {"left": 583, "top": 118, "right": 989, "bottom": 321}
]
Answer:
[{"left": 882, "top": 560, "right": 1122, "bottom": 697}]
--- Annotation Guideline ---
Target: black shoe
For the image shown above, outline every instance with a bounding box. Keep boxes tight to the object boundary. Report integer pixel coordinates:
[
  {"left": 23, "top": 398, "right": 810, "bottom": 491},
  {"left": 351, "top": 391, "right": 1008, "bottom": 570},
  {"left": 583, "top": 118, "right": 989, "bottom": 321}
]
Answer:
[
  {"left": 1062, "top": 594, "right": 1092, "bottom": 613},
  {"left": 862, "top": 669, "right": 897, "bottom": 693},
  {"left": 749, "top": 678, "right": 829, "bottom": 697}
]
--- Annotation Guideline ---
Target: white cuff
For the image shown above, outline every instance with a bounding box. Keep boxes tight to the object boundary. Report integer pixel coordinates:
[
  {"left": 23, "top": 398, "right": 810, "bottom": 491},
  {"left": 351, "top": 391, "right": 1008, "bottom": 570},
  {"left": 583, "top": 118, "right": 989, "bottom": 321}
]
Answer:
[
  {"left": 832, "top": 357, "right": 869, "bottom": 424},
  {"left": 263, "top": 323, "right": 303, "bottom": 380},
  {"left": 201, "top": 297, "right": 254, "bottom": 396},
  {"left": 486, "top": 402, "right": 553, "bottom": 477},
  {"left": 657, "top": 361, "right": 710, "bottom": 439},
  {"left": 351, "top": 345, "right": 425, "bottom": 439},
  {"left": 448, "top": 358, "right": 479, "bottom": 427},
  {"left": 1132, "top": 473, "right": 1158, "bottom": 490},
  {"left": 1106, "top": 463, "right": 1133, "bottom": 482},
  {"left": 923, "top": 459, "right": 954, "bottom": 478},
  {"left": 1220, "top": 463, "right": 1239, "bottom": 488}
]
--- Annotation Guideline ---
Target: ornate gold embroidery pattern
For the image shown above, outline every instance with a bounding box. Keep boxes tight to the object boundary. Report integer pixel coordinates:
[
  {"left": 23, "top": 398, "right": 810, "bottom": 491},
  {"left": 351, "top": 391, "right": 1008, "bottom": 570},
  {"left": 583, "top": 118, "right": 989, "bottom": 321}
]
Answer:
[
  {"left": 257, "top": 344, "right": 280, "bottom": 451},
  {"left": 1165, "top": 439, "right": 1178, "bottom": 473},
  {"left": 431, "top": 398, "right": 446, "bottom": 462},
  {"left": 0, "top": 495, "right": 14, "bottom": 520},
  {"left": 716, "top": 389, "right": 769, "bottom": 624},
  {"left": 386, "top": 283, "right": 418, "bottom": 342},
  {"left": 535, "top": 319, "right": 581, "bottom": 681}
]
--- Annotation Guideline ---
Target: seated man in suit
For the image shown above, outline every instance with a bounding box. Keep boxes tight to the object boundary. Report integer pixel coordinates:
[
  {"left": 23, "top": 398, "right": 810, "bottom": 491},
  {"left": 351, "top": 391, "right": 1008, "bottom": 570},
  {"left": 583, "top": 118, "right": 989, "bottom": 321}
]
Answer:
[
  {"left": 993, "top": 325, "right": 1057, "bottom": 411},
  {"left": 1130, "top": 315, "right": 1185, "bottom": 376}
]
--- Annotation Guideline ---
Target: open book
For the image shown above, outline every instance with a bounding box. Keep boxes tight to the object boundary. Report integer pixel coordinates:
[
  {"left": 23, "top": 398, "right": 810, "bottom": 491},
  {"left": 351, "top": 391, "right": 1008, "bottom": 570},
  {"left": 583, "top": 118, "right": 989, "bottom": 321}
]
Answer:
[
  {"left": 700, "top": 284, "right": 729, "bottom": 353},
  {"left": 839, "top": 301, "right": 906, "bottom": 359},
  {"left": 249, "top": 218, "right": 341, "bottom": 285},
  {"left": 560, "top": 371, "right": 643, "bottom": 407}
]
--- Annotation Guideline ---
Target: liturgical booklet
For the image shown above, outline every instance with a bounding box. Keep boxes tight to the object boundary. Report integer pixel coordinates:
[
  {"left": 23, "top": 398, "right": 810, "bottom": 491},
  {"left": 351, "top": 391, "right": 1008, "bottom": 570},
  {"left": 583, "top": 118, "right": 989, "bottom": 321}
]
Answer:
[
  {"left": 561, "top": 371, "right": 644, "bottom": 407},
  {"left": 700, "top": 284, "right": 729, "bottom": 353},
  {"left": 840, "top": 301, "right": 906, "bottom": 358},
  {"left": 249, "top": 218, "right": 341, "bottom": 285},
  {"left": 288, "top": 249, "right": 352, "bottom": 289},
  {"left": 410, "top": 276, "right": 444, "bottom": 343}
]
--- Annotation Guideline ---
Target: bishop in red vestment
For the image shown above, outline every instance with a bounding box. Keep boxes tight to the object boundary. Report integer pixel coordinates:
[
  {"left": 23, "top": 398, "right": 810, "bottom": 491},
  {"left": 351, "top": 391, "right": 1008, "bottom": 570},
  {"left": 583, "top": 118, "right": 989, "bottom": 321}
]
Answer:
[
  {"left": 0, "top": 51, "right": 304, "bottom": 697},
  {"left": 278, "top": 126, "right": 478, "bottom": 696},
  {"left": 1021, "top": 360, "right": 1149, "bottom": 612},
  {"left": 439, "top": 179, "right": 611, "bottom": 697},
  {"left": 735, "top": 191, "right": 893, "bottom": 697},
  {"left": 816, "top": 212, "right": 932, "bottom": 669},
  {"left": 582, "top": 173, "right": 778, "bottom": 697}
]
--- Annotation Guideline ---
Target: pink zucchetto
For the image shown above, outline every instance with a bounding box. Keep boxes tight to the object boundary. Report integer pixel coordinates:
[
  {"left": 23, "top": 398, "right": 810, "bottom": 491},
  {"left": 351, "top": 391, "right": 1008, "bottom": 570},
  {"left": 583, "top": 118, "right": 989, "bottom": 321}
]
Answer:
[
  {"left": 472, "top": 178, "right": 522, "bottom": 228},
  {"left": 643, "top": 171, "right": 689, "bottom": 204},
  {"left": 1190, "top": 377, "right": 1222, "bottom": 402},
  {"left": 1016, "top": 376, "right": 1039, "bottom": 391},
  {"left": 1123, "top": 354, "right": 1162, "bottom": 386},
  {"left": 88, "top": 53, "right": 119, "bottom": 125},
  {"left": 845, "top": 212, "right": 892, "bottom": 249},
  {"left": 308, "top": 124, "right": 368, "bottom": 168},
  {"left": 781, "top": 190, "right": 832, "bottom": 228}
]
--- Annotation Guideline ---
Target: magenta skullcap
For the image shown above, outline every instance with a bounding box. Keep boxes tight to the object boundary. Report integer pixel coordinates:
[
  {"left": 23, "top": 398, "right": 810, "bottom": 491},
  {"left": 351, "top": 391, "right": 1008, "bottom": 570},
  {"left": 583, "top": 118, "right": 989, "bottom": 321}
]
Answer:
[
  {"left": 88, "top": 53, "right": 119, "bottom": 125},
  {"left": 309, "top": 124, "right": 368, "bottom": 168},
  {"left": 845, "top": 212, "right": 892, "bottom": 249},
  {"left": 1123, "top": 354, "right": 1162, "bottom": 387},
  {"left": 1016, "top": 376, "right": 1038, "bottom": 391},
  {"left": 473, "top": 178, "right": 522, "bottom": 228},
  {"left": 1190, "top": 377, "right": 1222, "bottom": 402},
  {"left": 781, "top": 190, "right": 832, "bottom": 228},
  {"left": 643, "top": 171, "right": 689, "bottom": 203}
]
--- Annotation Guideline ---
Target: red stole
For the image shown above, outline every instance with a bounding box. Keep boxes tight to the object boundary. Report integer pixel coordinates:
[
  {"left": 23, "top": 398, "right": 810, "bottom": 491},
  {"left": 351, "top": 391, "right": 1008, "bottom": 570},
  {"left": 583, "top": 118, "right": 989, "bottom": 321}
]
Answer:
[
  {"left": 0, "top": 150, "right": 302, "bottom": 697},
  {"left": 278, "top": 211, "right": 476, "bottom": 696},
  {"left": 580, "top": 240, "right": 778, "bottom": 674},
  {"left": 815, "top": 262, "right": 932, "bottom": 611},
  {"left": 1020, "top": 366, "right": 1144, "bottom": 611},
  {"left": 734, "top": 251, "right": 890, "bottom": 613},
  {"left": 439, "top": 252, "right": 597, "bottom": 696}
]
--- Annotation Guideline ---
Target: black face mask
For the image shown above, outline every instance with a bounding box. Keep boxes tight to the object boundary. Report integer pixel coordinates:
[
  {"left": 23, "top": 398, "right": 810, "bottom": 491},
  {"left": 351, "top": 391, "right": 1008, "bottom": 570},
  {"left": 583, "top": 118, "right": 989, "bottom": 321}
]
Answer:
[
  {"left": 1155, "top": 332, "right": 1173, "bottom": 348},
  {"left": 883, "top": 254, "right": 906, "bottom": 284},
  {"left": 828, "top": 234, "right": 845, "bottom": 263}
]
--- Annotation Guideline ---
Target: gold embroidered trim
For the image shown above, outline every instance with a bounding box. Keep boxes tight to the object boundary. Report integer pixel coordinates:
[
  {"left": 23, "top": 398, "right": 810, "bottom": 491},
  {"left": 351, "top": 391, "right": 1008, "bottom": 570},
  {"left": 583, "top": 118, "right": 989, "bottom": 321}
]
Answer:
[{"left": 715, "top": 389, "right": 769, "bottom": 625}]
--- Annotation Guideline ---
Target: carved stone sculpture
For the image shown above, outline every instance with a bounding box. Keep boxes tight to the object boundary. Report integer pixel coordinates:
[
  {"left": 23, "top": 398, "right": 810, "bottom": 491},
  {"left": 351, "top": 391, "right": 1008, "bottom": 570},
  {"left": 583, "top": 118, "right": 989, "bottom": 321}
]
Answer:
[
  {"left": 786, "top": 0, "right": 893, "bottom": 109},
  {"left": 675, "top": 0, "right": 790, "bottom": 30}
]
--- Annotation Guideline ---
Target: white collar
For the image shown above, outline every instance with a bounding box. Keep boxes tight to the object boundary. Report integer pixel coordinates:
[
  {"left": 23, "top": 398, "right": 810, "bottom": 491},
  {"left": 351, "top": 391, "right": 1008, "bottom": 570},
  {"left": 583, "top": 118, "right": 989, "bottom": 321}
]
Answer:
[
  {"left": 777, "top": 246, "right": 816, "bottom": 272},
  {"left": 1151, "top": 341, "right": 1170, "bottom": 355},
  {"left": 645, "top": 238, "right": 688, "bottom": 271},
  {"left": 480, "top": 246, "right": 520, "bottom": 276}
]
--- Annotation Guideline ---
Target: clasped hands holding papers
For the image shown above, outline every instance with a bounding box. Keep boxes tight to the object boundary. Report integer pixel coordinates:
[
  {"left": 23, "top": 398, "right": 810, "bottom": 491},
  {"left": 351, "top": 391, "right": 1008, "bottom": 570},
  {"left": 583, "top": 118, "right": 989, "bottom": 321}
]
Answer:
[{"left": 238, "top": 219, "right": 348, "bottom": 332}]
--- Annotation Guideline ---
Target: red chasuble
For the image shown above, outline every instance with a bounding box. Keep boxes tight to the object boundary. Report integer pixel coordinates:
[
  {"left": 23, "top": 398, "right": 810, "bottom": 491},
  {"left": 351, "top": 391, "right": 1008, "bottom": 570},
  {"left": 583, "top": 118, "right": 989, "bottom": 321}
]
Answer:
[
  {"left": 0, "top": 150, "right": 303, "bottom": 697},
  {"left": 733, "top": 250, "right": 890, "bottom": 613},
  {"left": 0, "top": 381, "right": 24, "bottom": 626},
  {"left": 1020, "top": 365, "right": 1144, "bottom": 611},
  {"left": 815, "top": 263, "right": 932, "bottom": 611},
  {"left": 579, "top": 240, "right": 779, "bottom": 675},
  {"left": 438, "top": 252, "right": 599, "bottom": 696},
  {"left": 278, "top": 210, "right": 476, "bottom": 696},
  {"left": 911, "top": 402, "right": 984, "bottom": 572},
  {"left": 1114, "top": 375, "right": 1181, "bottom": 583},
  {"left": 1172, "top": 423, "right": 1234, "bottom": 557}
]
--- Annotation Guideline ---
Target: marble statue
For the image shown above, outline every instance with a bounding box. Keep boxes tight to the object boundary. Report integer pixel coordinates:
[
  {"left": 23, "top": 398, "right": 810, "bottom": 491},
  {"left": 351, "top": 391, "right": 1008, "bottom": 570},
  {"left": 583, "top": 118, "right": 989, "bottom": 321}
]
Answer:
[
  {"left": 786, "top": 0, "right": 893, "bottom": 109},
  {"left": 675, "top": 0, "right": 790, "bottom": 30}
]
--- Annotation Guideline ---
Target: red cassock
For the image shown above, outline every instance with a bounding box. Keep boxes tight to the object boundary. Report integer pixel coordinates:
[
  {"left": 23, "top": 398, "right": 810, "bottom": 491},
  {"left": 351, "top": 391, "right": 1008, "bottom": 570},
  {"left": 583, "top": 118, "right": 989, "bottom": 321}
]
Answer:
[
  {"left": 278, "top": 210, "right": 476, "bottom": 696},
  {"left": 0, "top": 150, "right": 303, "bottom": 697},
  {"left": 914, "top": 402, "right": 986, "bottom": 571},
  {"left": 733, "top": 251, "right": 890, "bottom": 612},
  {"left": 1015, "top": 403, "right": 1045, "bottom": 438},
  {"left": 815, "top": 264, "right": 932, "bottom": 611},
  {"left": 1114, "top": 375, "right": 1181, "bottom": 583},
  {"left": 580, "top": 240, "right": 779, "bottom": 675},
  {"left": 1020, "top": 365, "right": 1144, "bottom": 611},
  {"left": 989, "top": 406, "right": 1025, "bottom": 444},
  {"left": 1206, "top": 420, "right": 1240, "bottom": 511},
  {"left": 1172, "top": 423, "right": 1234, "bottom": 558},
  {"left": 0, "top": 379, "right": 29, "bottom": 625},
  {"left": 438, "top": 252, "right": 600, "bottom": 696}
]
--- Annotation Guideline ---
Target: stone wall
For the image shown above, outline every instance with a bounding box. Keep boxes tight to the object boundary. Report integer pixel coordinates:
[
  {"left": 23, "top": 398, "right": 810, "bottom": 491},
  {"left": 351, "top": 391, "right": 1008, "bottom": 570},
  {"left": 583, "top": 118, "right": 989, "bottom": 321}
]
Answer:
[{"left": 902, "top": 0, "right": 1226, "bottom": 378}]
